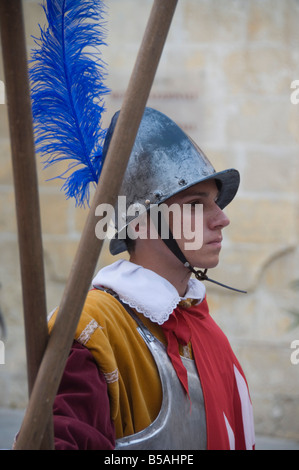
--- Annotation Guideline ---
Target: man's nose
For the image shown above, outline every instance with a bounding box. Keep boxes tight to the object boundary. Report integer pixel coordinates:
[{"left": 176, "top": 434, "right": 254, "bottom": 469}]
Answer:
[{"left": 209, "top": 205, "right": 230, "bottom": 230}]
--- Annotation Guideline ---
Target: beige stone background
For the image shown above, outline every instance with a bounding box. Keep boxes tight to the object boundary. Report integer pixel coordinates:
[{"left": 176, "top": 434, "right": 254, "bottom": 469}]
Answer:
[{"left": 0, "top": 0, "right": 299, "bottom": 442}]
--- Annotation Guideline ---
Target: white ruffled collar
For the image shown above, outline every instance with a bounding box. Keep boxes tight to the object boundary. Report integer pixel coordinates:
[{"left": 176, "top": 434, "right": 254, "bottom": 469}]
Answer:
[{"left": 92, "top": 259, "right": 206, "bottom": 325}]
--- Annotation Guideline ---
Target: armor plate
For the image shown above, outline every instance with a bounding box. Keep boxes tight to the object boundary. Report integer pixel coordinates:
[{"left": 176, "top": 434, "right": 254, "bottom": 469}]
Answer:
[{"left": 115, "top": 309, "right": 207, "bottom": 450}]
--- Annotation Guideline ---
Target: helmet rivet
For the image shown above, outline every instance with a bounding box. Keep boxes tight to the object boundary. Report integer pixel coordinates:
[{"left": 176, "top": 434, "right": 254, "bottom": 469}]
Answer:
[
  {"left": 178, "top": 179, "right": 187, "bottom": 186},
  {"left": 154, "top": 190, "right": 163, "bottom": 201}
]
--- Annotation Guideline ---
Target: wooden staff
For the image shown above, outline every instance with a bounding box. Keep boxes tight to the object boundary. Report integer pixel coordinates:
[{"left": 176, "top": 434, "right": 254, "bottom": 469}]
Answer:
[
  {"left": 14, "top": 0, "right": 178, "bottom": 450},
  {"left": 0, "top": 0, "right": 54, "bottom": 449}
]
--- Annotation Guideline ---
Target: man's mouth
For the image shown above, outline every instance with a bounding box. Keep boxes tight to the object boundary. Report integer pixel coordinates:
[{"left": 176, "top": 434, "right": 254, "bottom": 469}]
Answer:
[{"left": 207, "top": 237, "right": 222, "bottom": 248}]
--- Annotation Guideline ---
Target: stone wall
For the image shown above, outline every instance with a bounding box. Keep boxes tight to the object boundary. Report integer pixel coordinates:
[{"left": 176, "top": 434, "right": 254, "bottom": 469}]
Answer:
[{"left": 0, "top": 0, "right": 298, "bottom": 441}]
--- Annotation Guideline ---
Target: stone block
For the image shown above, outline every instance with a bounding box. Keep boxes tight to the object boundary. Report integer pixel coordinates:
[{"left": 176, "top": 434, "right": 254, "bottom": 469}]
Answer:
[
  {"left": 36, "top": 157, "right": 69, "bottom": 189},
  {"left": 23, "top": 1, "right": 47, "bottom": 48},
  {"left": 247, "top": 0, "right": 298, "bottom": 44},
  {"left": 183, "top": 0, "right": 248, "bottom": 43},
  {"left": 231, "top": 341, "right": 299, "bottom": 441},
  {"left": 106, "top": 0, "right": 152, "bottom": 46},
  {"left": 0, "top": 239, "right": 24, "bottom": 349},
  {"left": 0, "top": 102, "right": 9, "bottom": 140},
  {"left": 224, "top": 47, "right": 296, "bottom": 95},
  {"left": 288, "top": 103, "right": 299, "bottom": 144},
  {"left": 226, "top": 98, "right": 298, "bottom": 146},
  {"left": 73, "top": 203, "right": 89, "bottom": 236},
  {"left": 242, "top": 149, "right": 298, "bottom": 194},
  {"left": 0, "top": 139, "right": 13, "bottom": 185},
  {"left": 43, "top": 238, "right": 79, "bottom": 283},
  {"left": 225, "top": 198, "right": 297, "bottom": 245},
  {"left": 0, "top": 189, "right": 16, "bottom": 233},
  {"left": 208, "top": 244, "right": 283, "bottom": 293},
  {"left": 39, "top": 192, "right": 70, "bottom": 236}
]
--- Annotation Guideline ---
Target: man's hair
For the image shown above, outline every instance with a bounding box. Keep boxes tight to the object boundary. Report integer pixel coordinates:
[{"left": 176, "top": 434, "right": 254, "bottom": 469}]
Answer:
[{"left": 125, "top": 236, "right": 136, "bottom": 254}]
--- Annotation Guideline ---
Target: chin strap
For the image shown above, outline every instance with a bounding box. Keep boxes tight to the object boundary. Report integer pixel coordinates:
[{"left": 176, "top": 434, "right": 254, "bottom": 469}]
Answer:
[
  {"left": 183, "top": 264, "right": 247, "bottom": 294},
  {"left": 154, "top": 209, "right": 247, "bottom": 294}
]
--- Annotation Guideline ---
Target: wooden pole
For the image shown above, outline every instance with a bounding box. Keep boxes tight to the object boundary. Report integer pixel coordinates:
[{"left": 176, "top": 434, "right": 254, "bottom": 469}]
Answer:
[
  {"left": 0, "top": 0, "right": 54, "bottom": 449},
  {"left": 14, "top": 0, "right": 178, "bottom": 450}
]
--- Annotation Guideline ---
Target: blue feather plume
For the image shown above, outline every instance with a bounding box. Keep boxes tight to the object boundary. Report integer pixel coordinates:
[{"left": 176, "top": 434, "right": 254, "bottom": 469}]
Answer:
[{"left": 30, "top": 0, "right": 110, "bottom": 207}]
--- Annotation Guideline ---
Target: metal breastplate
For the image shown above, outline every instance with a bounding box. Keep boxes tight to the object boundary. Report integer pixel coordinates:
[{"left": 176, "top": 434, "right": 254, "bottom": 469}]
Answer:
[{"left": 115, "top": 309, "right": 207, "bottom": 450}]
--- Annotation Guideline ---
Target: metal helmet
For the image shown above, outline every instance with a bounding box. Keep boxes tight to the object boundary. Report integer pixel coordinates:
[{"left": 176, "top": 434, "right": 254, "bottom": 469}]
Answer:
[{"left": 103, "top": 107, "right": 240, "bottom": 256}]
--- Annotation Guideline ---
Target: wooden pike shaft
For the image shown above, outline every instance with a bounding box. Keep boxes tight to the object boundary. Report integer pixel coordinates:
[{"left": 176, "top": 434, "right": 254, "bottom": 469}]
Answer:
[
  {"left": 0, "top": 0, "right": 54, "bottom": 449},
  {"left": 14, "top": 0, "right": 178, "bottom": 450}
]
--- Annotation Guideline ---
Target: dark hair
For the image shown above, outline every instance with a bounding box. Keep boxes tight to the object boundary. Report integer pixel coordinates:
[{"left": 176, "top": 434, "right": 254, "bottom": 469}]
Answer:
[{"left": 125, "top": 236, "right": 136, "bottom": 254}]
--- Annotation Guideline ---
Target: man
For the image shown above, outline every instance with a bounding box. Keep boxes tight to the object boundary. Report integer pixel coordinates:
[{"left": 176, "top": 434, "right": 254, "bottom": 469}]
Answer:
[{"left": 49, "top": 108, "right": 255, "bottom": 450}]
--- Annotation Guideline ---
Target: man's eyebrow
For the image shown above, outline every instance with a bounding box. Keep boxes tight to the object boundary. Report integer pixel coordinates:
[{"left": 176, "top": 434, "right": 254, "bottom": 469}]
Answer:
[
  {"left": 183, "top": 191, "right": 211, "bottom": 198},
  {"left": 181, "top": 189, "right": 220, "bottom": 200}
]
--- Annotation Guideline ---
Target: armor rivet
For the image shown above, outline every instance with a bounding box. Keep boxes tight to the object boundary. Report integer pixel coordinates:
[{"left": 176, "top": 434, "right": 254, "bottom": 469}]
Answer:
[
  {"left": 154, "top": 191, "right": 163, "bottom": 201},
  {"left": 178, "top": 179, "right": 187, "bottom": 186},
  {"left": 145, "top": 199, "right": 150, "bottom": 205}
]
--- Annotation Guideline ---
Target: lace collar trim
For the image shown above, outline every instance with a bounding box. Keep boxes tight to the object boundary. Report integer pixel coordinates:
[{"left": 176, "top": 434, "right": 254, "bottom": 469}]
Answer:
[{"left": 92, "top": 259, "right": 206, "bottom": 325}]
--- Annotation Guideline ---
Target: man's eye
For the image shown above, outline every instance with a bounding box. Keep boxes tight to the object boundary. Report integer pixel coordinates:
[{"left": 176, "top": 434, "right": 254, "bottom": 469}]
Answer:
[{"left": 190, "top": 200, "right": 202, "bottom": 207}]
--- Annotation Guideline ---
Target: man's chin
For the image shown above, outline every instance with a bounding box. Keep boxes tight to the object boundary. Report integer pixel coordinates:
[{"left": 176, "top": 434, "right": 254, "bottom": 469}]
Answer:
[{"left": 193, "top": 258, "right": 220, "bottom": 270}]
